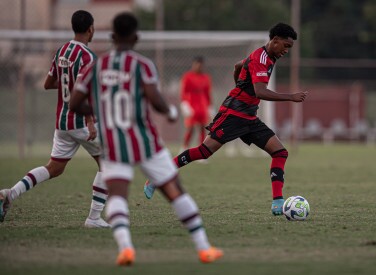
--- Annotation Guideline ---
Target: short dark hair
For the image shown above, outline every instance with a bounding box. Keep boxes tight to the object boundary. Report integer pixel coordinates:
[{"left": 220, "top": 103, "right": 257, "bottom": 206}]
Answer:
[
  {"left": 113, "top": 12, "right": 138, "bottom": 38},
  {"left": 71, "top": 10, "right": 94, "bottom": 34},
  {"left": 193, "top": 56, "right": 204, "bottom": 63},
  {"left": 269, "top": 23, "right": 297, "bottom": 40}
]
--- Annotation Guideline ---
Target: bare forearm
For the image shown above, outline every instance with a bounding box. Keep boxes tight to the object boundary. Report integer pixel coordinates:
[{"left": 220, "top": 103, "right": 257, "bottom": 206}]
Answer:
[
  {"left": 71, "top": 103, "right": 93, "bottom": 115},
  {"left": 255, "top": 88, "right": 293, "bottom": 101},
  {"left": 151, "top": 95, "right": 170, "bottom": 114},
  {"left": 44, "top": 76, "right": 58, "bottom": 90},
  {"left": 85, "top": 115, "right": 94, "bottom": 123}
]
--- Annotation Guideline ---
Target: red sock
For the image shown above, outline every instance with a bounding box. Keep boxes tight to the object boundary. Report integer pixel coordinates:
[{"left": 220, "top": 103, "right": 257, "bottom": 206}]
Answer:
[
  {"left": 270, "top": 149, "right": 288, "bottom": 199},
  {"left": 173, "top": 144, "right": 212, "bottom": 168}
]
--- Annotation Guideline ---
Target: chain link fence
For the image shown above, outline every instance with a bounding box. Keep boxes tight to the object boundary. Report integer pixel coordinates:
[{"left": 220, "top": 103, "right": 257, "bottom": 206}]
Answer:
[{"left": 0, "top": 30, "right": 269, "bottom": 157}]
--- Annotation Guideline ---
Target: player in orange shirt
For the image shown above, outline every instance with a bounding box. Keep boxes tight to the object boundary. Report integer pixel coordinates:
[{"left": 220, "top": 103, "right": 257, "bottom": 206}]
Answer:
[{"left": 180, "top": 56, "right": 213, "bottom": 149}]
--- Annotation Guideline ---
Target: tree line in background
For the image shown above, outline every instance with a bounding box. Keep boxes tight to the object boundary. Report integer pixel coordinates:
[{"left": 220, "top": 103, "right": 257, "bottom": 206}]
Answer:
[{"left": 136, "top": 0, "right": 376, "bottom": 60}]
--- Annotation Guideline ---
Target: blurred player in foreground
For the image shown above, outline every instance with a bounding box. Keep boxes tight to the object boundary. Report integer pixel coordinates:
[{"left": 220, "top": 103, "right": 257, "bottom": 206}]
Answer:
[
  {"left": 180, "top": 56, "right": 213, "bottom": 150},
  {"left": 70, "top": 12, "right": 222, "bottom": 266},
  {"left": 0, "top": 10, "right": 109, "bottom": 228},
  {"left": 144, "top": 23, "right": 308, "bottom": 216}
]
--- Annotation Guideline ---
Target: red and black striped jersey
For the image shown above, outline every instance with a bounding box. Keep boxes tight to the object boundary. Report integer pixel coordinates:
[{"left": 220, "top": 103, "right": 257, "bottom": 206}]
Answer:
[
  {"left": 219, "top": 46, "right": 276, "bottom": 120},
  {"left": 75, "top": 50, "right": 164, "bottom": 164},
  {"left": 48, "top": 40, "right": 96, "bottom": 130}
]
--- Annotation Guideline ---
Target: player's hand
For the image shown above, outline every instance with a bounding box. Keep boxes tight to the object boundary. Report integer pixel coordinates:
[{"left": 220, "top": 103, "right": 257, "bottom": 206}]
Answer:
[
  {"left": 167, "top": 105, "right": 178, "bottom": 123},
  {"left": 180, "top": 101, "right": 193, "bottom": 117},
  {"left": 291, "top": 91, "right": 308, "bottom": 102},
  {"left": 86, "top": 121, "right": 97, "bottom": 141}
]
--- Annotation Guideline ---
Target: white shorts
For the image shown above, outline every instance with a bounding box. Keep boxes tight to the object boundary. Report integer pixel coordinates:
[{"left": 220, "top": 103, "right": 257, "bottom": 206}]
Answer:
[
  {"left": 101, "top": 148, "right": 177, "bottom": 187},
  {"left": 51, "top": 127, "right": 101, "bottom": 161}
]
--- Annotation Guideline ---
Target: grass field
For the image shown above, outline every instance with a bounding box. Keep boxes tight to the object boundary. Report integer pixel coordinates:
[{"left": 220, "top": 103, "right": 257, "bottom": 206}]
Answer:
[{"left": 1, "top": 143, "right": 376, "bottom": 275}]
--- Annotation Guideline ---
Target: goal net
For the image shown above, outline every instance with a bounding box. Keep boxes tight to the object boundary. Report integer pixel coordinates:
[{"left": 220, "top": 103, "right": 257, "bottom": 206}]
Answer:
[{"left": 0, "top": 30, "right": 272, "bottom": 157}]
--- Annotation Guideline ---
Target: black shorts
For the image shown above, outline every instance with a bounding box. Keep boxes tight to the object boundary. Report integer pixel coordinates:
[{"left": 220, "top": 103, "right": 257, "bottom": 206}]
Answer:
[{"left": 206, "top": 113, "right": 275, "bottom": 149}]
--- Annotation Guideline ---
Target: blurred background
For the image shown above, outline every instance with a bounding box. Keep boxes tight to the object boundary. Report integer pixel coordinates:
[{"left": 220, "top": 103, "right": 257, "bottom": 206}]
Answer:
[{"left": 0, "top": 0, "right": 375, "bottom": 158}]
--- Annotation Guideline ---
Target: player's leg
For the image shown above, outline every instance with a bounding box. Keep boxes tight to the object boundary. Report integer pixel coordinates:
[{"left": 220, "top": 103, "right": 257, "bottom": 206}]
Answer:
[
  {"left": 241, "top": 118, "right": 287, "bottom": 215},
  {"left": 75, "top": 127, "right": 109, "bottom": 228},
  {"left": 141, "top": 149, "right": 223, "bottom": 263},
  {"left": 174, "top": 136, "right": 221, "bottom": 168},
  {"left": 261, "top": 135, "right": 288, "bottom": 215},
  {"left": 143, "top": 136, "right": 220, "bottom": 200},
  {"left": 183, "top": 126, "right": 194, "bottom": 149},
  {"left": 144, "top": 113, "right": 239, "bottom": 200},
  {"left": 174, "top": 113, "right": 248, "bottom": 168},
  {"left": 84, "top": 156, "right": 109, "bottom": 228},
  {"left": 102, "top": 160, "right": 135, "bottom": 266},
  {"left": 0, "top": 160, "right": 63, "bottom": 223},
  {"left": 0, "top": 130, "right": 74, "bottom": 222}
]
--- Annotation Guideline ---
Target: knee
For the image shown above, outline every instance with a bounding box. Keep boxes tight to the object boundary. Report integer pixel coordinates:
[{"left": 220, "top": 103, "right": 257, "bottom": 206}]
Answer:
[{"left": 271, "top": 148, "right": 288, "bottom": 159}]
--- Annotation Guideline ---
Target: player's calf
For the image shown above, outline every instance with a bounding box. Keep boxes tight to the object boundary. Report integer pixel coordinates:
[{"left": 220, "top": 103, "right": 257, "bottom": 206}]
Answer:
[{"left": 174, "top": 144, "right": 213, "bottom": 168}]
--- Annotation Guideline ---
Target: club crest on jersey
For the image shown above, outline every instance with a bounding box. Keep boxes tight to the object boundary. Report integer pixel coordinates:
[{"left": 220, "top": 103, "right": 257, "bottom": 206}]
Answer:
[
  {"left": 100, "top": 70, "right": 131, "bottom": 86},
  {"left": 58, "top": 57, "right": 74, "bottom": 68}
]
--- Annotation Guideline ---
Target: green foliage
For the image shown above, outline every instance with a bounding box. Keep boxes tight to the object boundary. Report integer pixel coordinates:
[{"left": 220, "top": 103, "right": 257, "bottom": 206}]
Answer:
[
  {"left": 136, "top": 0, "right": 376, "bottom": 59},
  {"left": 136, "top": 0, "right": 290, "bottom": 31},
  {"left": 1, "top": 144, "right": 376, "bottom": 274}
]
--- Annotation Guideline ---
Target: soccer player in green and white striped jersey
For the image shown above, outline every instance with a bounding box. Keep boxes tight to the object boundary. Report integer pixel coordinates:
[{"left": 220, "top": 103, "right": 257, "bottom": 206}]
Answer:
[
  {"left": 0, "top": 10, "right": 109, "bottom": 228},
  {"left": 70, "top": 12, "right": 223, "bottom": 266}
]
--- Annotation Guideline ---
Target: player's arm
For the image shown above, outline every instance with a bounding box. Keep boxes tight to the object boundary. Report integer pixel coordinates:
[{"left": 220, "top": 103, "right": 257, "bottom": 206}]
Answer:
[
  {"left": 254, "top": 82, "right": 308, "bottom": 102},
  {"left": 44, "top": 74, "right": 58, "bottom": 90},
  {"left": 143, "top": 83, "right": 178, "bottom": 122},
  {"left": 233, "top": 60, "right": 243, "bottom": 83},
  {"left": 69, "top": 90, "right": 93, "bottom": 115},
  {"left": 180, "top": 74, "right": 193, "bottom": 117}
]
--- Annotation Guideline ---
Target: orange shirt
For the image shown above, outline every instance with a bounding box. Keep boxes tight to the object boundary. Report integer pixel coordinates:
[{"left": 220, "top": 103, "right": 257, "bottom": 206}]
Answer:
[{"left": 181, "top": 71, "right": 211, "bottom": 115}]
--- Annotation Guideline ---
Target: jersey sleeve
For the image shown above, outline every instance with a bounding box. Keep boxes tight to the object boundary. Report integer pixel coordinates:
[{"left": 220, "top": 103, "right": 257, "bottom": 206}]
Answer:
[
  {"left": 48, "top": 54, "right": 58, "bottom": 78},
  {"left": 77, "top": 51, "right": 95, "bottom": 79},
  {"left": 140, "top": 59, "right": 158, "bottom": 85},
  {"left": 250, "top": 53, "right": 269, "bottom": 84},
  {"left": 74, "top": 63, "right": 94, "bottom": 95}
]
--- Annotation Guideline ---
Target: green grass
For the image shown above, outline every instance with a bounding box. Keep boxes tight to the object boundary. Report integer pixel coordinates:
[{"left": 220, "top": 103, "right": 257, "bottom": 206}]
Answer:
[{"left": 1, "top": 143, "right": 376, "bottom": 275}]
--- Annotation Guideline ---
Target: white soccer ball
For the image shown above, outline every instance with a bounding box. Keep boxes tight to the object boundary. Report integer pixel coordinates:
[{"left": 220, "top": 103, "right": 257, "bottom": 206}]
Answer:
[{"left": 282, "top": 196, "right": 310, "bottom": 221}]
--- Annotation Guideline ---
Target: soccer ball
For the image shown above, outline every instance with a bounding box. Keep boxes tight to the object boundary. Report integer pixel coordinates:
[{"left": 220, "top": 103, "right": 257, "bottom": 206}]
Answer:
[{"left": 282, "top": 196, "right": 310, "bottom": 221}]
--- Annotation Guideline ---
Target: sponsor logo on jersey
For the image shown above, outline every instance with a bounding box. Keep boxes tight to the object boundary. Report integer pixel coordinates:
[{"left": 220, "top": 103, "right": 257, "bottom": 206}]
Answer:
[
  {"left": 100, "top": 70, "right": 131, "bottom": 86},
  {"left": 58, "top": 57, "right": 74, "bottom": 68},
  {"left": 256, "top": 71, "right": 268, "bottom": 77}
]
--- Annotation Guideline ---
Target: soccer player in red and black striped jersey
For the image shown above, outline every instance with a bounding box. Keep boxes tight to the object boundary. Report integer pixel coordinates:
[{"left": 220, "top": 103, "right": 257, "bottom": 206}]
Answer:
[
  {"left": 70, "top": 12, "right": 223, "bottom": 266},
  {"left": 0, "top": 10, "right": 109, "bottom": 228},
  {"left": 144, "top": 23, "right": 308, "bottom": 216}
]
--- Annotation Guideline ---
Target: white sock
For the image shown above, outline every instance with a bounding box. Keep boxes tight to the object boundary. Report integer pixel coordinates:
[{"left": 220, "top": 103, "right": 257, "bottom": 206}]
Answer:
[
  {"left": 172, "top": 193, "right": 210, "bottom": 251},
  {"left": 9, "top": 166, "right": 50, "bottom": 202},
  {"left": 105, "top": 196, "right": 133, "bottom": 251},
  {"left": 88, "top": 172, "right": 108, "bottom": 220}
]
